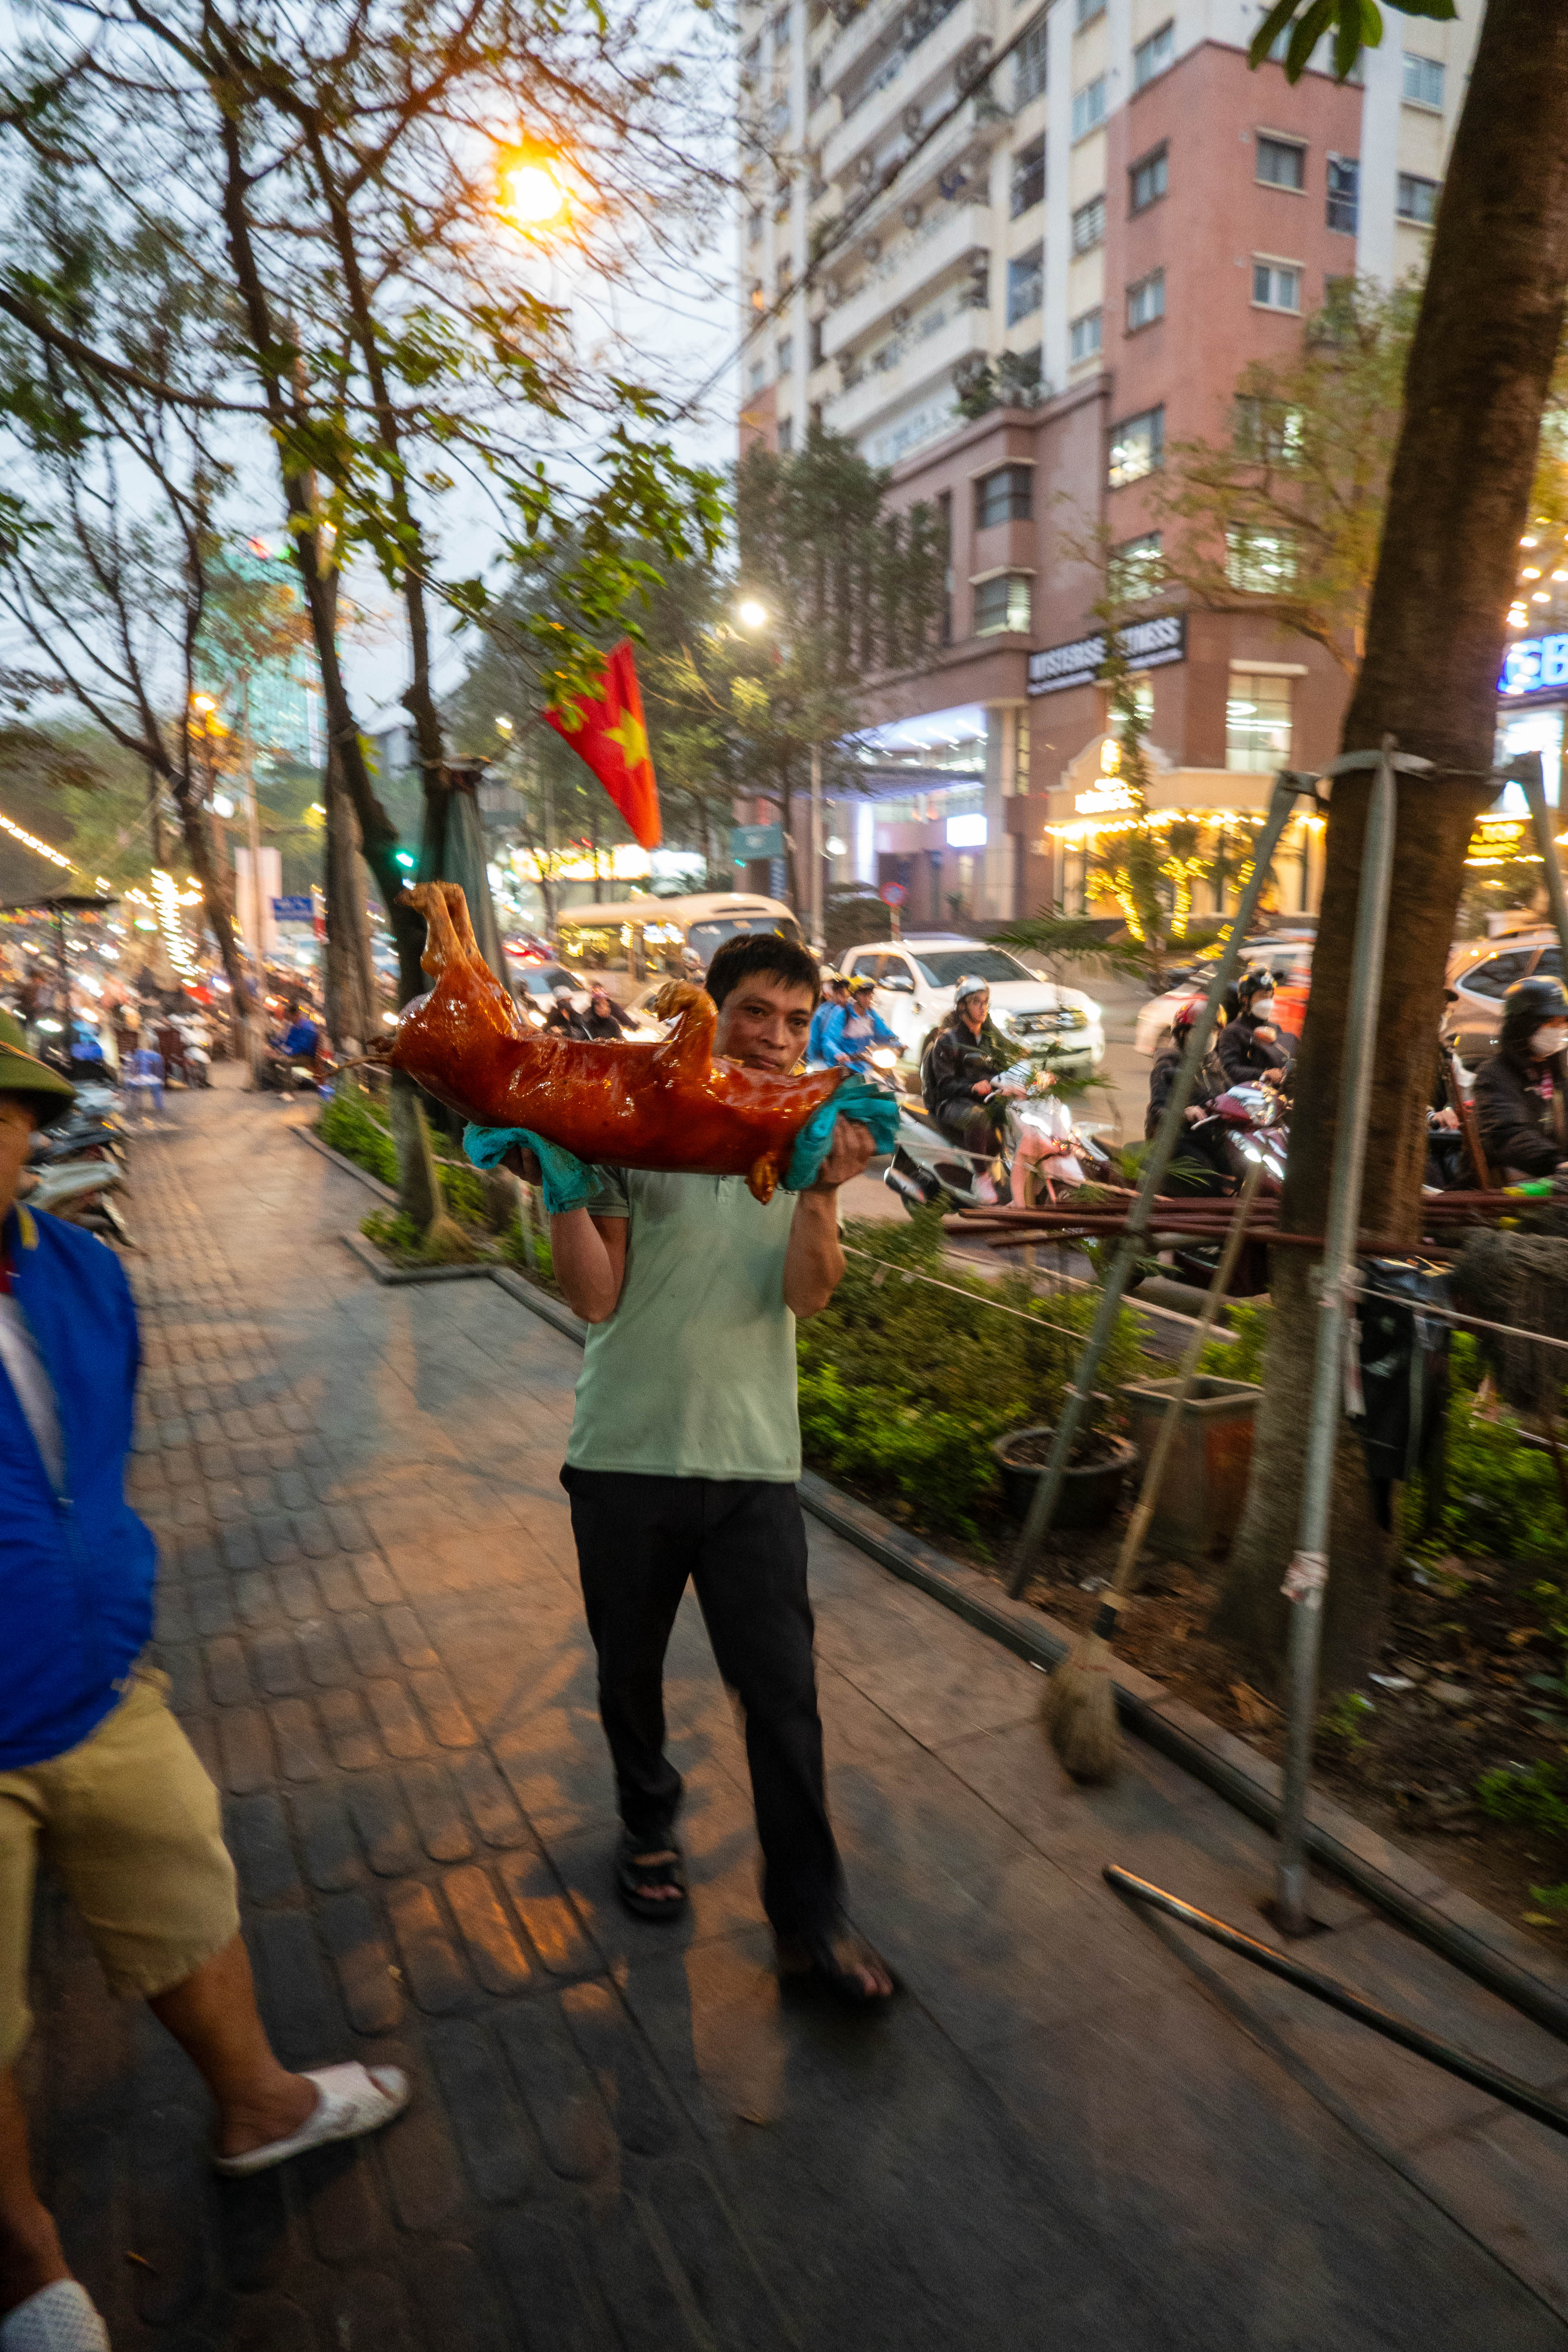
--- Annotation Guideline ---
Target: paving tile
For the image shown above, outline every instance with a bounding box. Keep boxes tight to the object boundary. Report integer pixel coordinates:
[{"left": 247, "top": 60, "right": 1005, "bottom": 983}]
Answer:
[
  {"left": 291, "top": 1785, "right": 366, "bottom": 1892},
  {"left": 217, "top": 1705, "right": 276, "bottom": 1795},
  {"left": 269, "top": 1697, "right": 329, "bottom": 1782},
  {"left": 424, "top": 2018, "right": 539, "bottom": 2201},
  {"left": 384, "top": 1604, "right": 440, "bottom": 1669},
  {"left": 190, "top": 1581, "right": 236, "bottom": 1639},
  {"left": 451, "top": 1748, "right": 529, "bottom": 1848},
  {"left": 376, "top": 2064, "right": 468, "bottom": 2234},
  {"left": 339, "top": 1609, "right": 396, "bottom": 1678},
  {"left": 316, "top": 1686, "right": 383, "bottom": 1773},
  {"left": 294, "top": 2138, "right": 395, "bottom": 2269},
  {"left": 487, "top": 2209, "right": 620, "bottom": 2352},
  {"left": 365, "top": 1678, "right": 430, "bottom": 1759},
  {"left": 442, "top": 1863, "right": 533, "bottom": 1995},
  {"left": 496, "top": 1845, "right": 599, "bottom": 1978},
  {"left": 399, "top": 1760, "right": 474, "bottom": 1862},
  {"left": 233, "top": 1568, "right": 280, "bottom": 1628},
  {"left": 248, "top": 1911, "right": 349, "bottom": 2067},
  {"left": 275, "top": 1563, "right": 323, "bottom": 1617},
  {"left": 251, "top": 1626, "right": 306, "bottom": 1697},
  {"left": 229, "top": 1792, "right": 303, "bottom": 1907},
  {"left": 318, "top": 1891, "right": 404, "bottom": 2034},
  {"left": 408, "top": 2238, "right": 518, "bottom": 2352},
  {"left": 384, "top": 1880, "right": 470, "bottom": 2013},
  {"left": 220, "top": 1522, "right": 264, "bottom": 1574},
  {"left": 297, "top": 1614, "right": 355, "bottom": 1687},
  {"left": 494, "top": 1999, "right": 617, "bottom": 2182},
  {"left": 257, "top": 1513, "right": 303, "bottom": 1565},
  {"left": 410, "top": 1666, "right": 478, "bottom": 1748}
]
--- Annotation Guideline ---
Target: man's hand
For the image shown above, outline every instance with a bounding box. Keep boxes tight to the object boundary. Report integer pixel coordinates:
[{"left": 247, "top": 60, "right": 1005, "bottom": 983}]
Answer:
[
  {"left": 502, "top": 1142, "right": 543, "bottom": 1184},
  {"left": 809, "top": 1115, "right": 876, "bottom": 1193},
  {"left": 1434, "top": 1107, "right": 1460, "bottom": 1131},
  {"left": 971, "top": 1078, "right": 993, "bottom": 1098}
]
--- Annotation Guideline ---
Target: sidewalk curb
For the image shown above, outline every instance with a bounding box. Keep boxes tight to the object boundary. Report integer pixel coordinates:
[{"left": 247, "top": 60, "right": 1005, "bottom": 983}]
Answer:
[
  {"left": 295, "top": 1122, "right": 398, "bottom": 1202},
  {"left": 485, "top": 1259, "right": 1568, "bottom": 2041},
  {"left": 339, "top": 1231, "right": 496, "bottom": 1286}
]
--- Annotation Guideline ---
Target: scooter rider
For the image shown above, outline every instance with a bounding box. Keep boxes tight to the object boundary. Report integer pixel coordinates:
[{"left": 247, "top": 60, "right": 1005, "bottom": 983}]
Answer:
[
  {"left": 823, "top": 976, "right": 900, "bottom": 1074},
  {"left": 1215, "top": 967, "right": 1294, "bottom": 1089},
  {"left": 923, "top": 978, "right": 1025, "bottom": 1198},
  {"left": 806, "top": 974, "right": 849, "bottom": 1068},
  {"left": 1472, "top": 974, "right": 1568, "bottom": 1182},
  {"left": 1146, "top": 998, "right": 1228, "bottom": 1140}
]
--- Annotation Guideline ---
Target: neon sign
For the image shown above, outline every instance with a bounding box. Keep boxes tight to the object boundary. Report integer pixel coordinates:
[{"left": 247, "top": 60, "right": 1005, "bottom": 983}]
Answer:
[{"left": 1499, "top": 633, "right": 1568, "bottom": 698}]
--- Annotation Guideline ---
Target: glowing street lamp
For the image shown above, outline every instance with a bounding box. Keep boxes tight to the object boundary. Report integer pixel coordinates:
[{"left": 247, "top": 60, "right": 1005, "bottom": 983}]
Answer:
[{"left": 736, "top": 598, "right": 769, "bottom": 631}]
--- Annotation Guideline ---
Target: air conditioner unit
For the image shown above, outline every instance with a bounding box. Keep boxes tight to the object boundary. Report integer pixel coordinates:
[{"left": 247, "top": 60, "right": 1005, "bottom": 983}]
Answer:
[{"left": 902, "top": 201, "right": 923, "bottom": 228}]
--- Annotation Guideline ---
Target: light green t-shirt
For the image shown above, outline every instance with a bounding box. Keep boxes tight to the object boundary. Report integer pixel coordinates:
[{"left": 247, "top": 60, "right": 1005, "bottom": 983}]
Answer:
[{"left": 565, "top": 1167, "right": 802, "bottom": 1481}]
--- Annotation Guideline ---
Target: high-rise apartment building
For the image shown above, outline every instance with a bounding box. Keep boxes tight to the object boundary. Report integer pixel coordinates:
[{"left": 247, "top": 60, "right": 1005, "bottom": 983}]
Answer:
[{"left": 736, "top": 0, "right": 1504, "bottom": 926}]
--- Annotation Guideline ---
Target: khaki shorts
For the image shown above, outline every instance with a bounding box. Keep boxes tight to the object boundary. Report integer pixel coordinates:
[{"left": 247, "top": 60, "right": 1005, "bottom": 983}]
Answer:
[{"left": 0, "top": 1666, "right": 239, "bottom": 2068}]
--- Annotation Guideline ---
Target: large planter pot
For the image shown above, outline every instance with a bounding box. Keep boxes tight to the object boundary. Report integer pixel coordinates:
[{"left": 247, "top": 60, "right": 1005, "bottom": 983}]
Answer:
[
  {"left": 990, "top": 1427, "right": 1137, "bottom": 1530},
  {"left": 1121, "top": 1374, "right": 1262, "bottom": 1561}
]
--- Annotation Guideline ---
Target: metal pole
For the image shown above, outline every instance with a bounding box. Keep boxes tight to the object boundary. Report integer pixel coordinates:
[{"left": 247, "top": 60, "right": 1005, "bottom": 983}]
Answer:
[
  {"left": 1514, "top": 751, "right": 1568, "bottom": 970},
  {"left": 1274, "top": 742, "right": 1406, "bottom": 1936},
  {"left": 241, "top": 680, "right": 263, "bottom": 967},
  {"left": 1007, "top": 770, "right": 1309, "bottom": 1598},
  {"left": 809, "top": 743, "right": 824, "bottom": 956}
]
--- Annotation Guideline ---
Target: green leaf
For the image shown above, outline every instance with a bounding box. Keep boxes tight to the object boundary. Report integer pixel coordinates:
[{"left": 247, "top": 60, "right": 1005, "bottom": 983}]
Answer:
[
  {"left": 1286, "top": 0, "right": 1337, "bottom": 82},
  {"left": 1246, "top": 0, "right": 1300, "bottom": 68}
]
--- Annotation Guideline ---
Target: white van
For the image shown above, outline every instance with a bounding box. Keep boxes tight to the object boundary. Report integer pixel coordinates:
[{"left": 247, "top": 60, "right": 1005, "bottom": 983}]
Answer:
[
  {"left": 839, "top": 935, "right": 1104, "bottom": 1078},
  {"left": 556, "top": 893, "right": 802, "bottom": 1001}
]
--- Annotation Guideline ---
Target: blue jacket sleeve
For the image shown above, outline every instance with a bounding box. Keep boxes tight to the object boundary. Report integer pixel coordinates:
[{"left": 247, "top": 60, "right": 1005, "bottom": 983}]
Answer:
[{"left": 820, "top": 1005, "right": 853, "bottom": 1065}]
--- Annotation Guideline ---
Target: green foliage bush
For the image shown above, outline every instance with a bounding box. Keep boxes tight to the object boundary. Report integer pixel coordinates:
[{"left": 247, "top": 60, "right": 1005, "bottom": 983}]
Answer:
[
  {"left": 319, "top": 1090, "right": 397, "bottom": 1185},
  {"left": 1476, "top": 1756, "right": 1568, "bottom": 1838},
  {"left": 1436, "top": 1397, "right": 1568, "bottom": 1563},
  {"left": 795, "top": 1210, "right": 1149, "bottom": 1537}
]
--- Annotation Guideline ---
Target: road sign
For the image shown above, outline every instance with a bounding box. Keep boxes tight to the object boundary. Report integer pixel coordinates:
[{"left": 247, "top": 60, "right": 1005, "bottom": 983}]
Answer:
[
  {"left": 731, "top": 822, "right": 784, "bottom": 862},
  {"left": 271, "top": 895, "right": 314, "bottom": 922},
  {"left": 879, "top": 881, "right": 907, "bottom": 907}
]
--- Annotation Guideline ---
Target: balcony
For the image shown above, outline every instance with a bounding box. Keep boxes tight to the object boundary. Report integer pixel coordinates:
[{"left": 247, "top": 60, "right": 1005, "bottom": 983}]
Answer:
[
  {"left": 824, "top": 297, "right": 991, "bottom": 440},
  {"left": 822, "top": 0, "right": 994, "bottom": 185},
  {"left": 822, "top": 202, "right": 991, "bottom": 358},
  {"left": 817, "top": 0, "right": 905, "bottom": 108}
]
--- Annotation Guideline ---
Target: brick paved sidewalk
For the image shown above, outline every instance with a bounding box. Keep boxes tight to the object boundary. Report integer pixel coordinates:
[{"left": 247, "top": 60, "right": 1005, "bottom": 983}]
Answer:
[{"left": 22, "top": 1078, "right": 1568, "bottom": 2350}]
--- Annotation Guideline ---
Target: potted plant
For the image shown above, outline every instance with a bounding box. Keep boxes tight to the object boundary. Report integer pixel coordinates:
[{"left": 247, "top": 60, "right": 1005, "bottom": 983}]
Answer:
[{"left": 990, "top": 1410, "right": 1138, "bottom": 1530}]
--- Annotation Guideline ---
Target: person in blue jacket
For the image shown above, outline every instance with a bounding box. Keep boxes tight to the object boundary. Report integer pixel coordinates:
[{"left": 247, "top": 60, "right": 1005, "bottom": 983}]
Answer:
[
  {"left": 804, "top": 971, "right": 848, "bottom": 1066},
  {"left": 0, "top": 1015, "right": 407, "bottom": 2352},
  {"left": 822, "top": 975, "right": 900, "bottom": 1074}
]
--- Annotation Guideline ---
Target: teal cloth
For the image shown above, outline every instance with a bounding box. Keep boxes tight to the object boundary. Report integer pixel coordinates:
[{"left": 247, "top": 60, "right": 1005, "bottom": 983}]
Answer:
[
  {"left": 464, "top": 1074, "right": 897, "bottom": 1211},
  {"left": 783, "top": 1075, "right": 899, "bottom": 1189},
  {"left": 462, "top": 1124, "right": 597, "bottom": 1215}
]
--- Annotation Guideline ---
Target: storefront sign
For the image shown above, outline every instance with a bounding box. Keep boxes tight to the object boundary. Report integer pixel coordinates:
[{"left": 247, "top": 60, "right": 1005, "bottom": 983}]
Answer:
[
  {"left": 731, "top": 822, "right": 784, "bottom": 861},
  {"left": 1499, "top": 633, "right": 1568, "bottom": 700},
  {"left": 1028, "top": 613, "right": 1186, "bottom": 697},
  {"left": 1075, "top": 780, "right": 1135, "bottom": 815}
]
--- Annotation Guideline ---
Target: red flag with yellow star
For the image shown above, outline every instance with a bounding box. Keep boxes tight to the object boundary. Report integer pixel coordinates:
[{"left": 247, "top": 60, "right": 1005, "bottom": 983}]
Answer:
[{"left": 542, "top": 640, "right": 662, "bottom": 850}]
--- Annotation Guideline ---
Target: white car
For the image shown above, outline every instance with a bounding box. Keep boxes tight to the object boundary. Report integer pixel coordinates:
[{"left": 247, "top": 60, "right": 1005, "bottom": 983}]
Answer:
[
  {"left": 1133, "top": 934, "right": 1315, "bottom": 1057},
  {"left": 839, "top": 936, "right": 1103, "bottom": 1079}
]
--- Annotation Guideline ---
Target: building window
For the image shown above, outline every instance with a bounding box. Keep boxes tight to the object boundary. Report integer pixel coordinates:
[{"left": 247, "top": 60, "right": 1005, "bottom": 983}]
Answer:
[
  {"left": 769, "top": 96, "right": 791, "bottom": 136},
  {"left": 1402, "top": 51, "right": 1445, "bottom": 108},
  {"left": 1069, "top": 306, "right": 1102, "bottom": 362},
  {"left": 1126, "top": 268, "right": 1165, "bottom": 331},
  {"left": 1071, "top": 77, "right": 1106, "bottom": 140},
  {"left": 1227, "top": 671, "right": 1294, "bottom": 771},
  {"left": 749, "top": 358, "right": 767, "bottom": 392},
  {"left": 1326, "top": 154, "right": 1358, "bottom": 233},
  {"left": 938, "top": 490, "right": 952, "bottom": 644},
  {"left": 741, "top": 36, "right": 761, "bottom": 79},
  {"left": 748, "top": 206, "right": 764, "bottom": 244},
  {"left": 1074, "top": 0, "right": 1105, "bottom": 24},
  {"left": 975, "top": 465, "right": 1033, "bottom": 528},
  {"left": 1234, "top": 394, "right": 1304, "bottom": 460},
  {"left": 1071, "top": 192, "right": 1106, "bottom": 253},
  {"left": 777, "top": 335, "right": 794, "bottom": 371},
  {"left": 1129, "top": 143, "right": 1168, "bottom": 213},
  {"left": 1108, "top": 404, "right": 1164, "bottom": 488},
  {"left": 1256, "top": 134, "right": 1306, "bottom": 190},
  {"left": 777, "top": 417, "right": 793, "bottom": 453},
  {"left": 1252, "top": 257, "right": 1302, "bottom": 312},
  {"left": 1110, "top": 533, "right": 1162, "bottom": 598},
  {"left": 1397, "top": 172, "right": 1439, "bottom": 224},
  {"left": 1132, "top": 21, "right": 1173, "bottom": 90},
  {"left": 1014, "top": 14, "right": 1049, "bottom": 105},
  {"left": 1225, "top": 525, "right": 1297, "bottom": 592},
  {"left": 809, "top": 315, "right": 825, "bottom": 368},
  {"left": 771, "top": 5, "right": 791, "bottom": 51},
  {"left": 1010, "top": 134, "right": 1046, "bottom": 217},
  {"left": 974, "top": 574, "right": 1032, "bottom": 634},
  {"left": 1006, "top": 245, "right": 1044, "bottom": 324}
]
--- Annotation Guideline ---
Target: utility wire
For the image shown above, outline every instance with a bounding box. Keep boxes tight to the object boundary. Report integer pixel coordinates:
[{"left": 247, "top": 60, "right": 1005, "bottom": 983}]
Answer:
[
  {"left": 693, "top": 2, "right": 1047, "bottom": 414},
  {"left": 840, "top": 1240, "right": 1112, "bottom": 1343}
]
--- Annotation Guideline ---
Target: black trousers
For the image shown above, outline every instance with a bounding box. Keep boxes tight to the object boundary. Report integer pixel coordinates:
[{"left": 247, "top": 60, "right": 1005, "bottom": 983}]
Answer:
[{"left": 561, "top": 1467, "right": 843, "bottom": 1939}]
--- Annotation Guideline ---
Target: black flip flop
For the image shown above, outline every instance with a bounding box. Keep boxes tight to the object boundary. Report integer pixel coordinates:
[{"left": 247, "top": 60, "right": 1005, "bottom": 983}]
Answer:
[
  {"left": 776, "top": 1926, "right": 900, "bottom": 2009},
  {"left": 615, "top": 1831, "right": 688, "bottom": 1921}
]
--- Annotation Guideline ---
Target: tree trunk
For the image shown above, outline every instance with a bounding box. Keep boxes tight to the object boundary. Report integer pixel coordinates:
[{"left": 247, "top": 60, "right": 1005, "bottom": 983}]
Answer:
[
  {"left": 323, "top": 740, "right": 378, "bottom": 1057},
  {"left": 165, "top": 759, "right": 259, "bottom": 1056},
  {"left": 1217, "top": 0, "right": 1568, "bottom": 1691}
]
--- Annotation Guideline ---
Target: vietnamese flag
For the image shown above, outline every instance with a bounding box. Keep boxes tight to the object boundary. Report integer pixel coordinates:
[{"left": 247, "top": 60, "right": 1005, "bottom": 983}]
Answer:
[{"left": 542, "top": 640, "right": 662, "bottom": 850}]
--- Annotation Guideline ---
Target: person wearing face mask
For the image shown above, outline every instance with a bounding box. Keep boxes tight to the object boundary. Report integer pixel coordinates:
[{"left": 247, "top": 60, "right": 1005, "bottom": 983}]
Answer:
[
  {"left": 1472, "top": 974, "right": 1568, "bottom": 1182},
  {"left": 1215, "top": 967, "right": 1295, "bottom": 1089}
]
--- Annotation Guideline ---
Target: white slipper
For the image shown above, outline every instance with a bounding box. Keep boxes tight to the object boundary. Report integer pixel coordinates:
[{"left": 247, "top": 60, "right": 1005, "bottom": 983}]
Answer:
[
  {"left": 0, "top": 2281, "right": 110, "bottom": 2351},
  {"left": 211, "top": 2061, "right": 410, "bottom": 2177}
]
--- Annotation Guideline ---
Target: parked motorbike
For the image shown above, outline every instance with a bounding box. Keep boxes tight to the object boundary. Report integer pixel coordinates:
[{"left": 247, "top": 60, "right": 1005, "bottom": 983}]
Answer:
[{"left": 20, "top": 1156, "right": 132, "bottom": 1245}]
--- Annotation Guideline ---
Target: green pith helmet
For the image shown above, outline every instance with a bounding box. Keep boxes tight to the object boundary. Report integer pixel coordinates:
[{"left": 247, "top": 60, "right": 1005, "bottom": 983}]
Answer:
[{"left": 0, "top": 1010, "right": 77, "bottom": 1129}]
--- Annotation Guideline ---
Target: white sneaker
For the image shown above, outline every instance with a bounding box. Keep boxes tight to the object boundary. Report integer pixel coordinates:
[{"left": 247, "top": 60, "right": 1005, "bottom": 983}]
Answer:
[{"left": 0, "top": 2282, "right": 110, "bottom": 2352}]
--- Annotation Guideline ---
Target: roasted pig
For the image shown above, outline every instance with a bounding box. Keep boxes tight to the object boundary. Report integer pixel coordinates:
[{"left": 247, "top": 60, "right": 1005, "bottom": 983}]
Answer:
[{"left": 387, "top": 884, "right": 845, "bottom": 1203}]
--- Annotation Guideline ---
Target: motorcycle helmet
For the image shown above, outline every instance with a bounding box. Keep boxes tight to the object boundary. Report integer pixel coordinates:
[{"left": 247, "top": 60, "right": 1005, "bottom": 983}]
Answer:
[
  {"left": 1170, "top": 995, "right": 1223, "bottom": 1047},
  {"left": 849, "top": 974, "right": 877, "bottom": 996},
  {"left": 952, "top": 974, "right": 989, "bottom": 1007},
  {"left": 1236, "top": 966, "right": 1276, "bottom": 1013},
  {"left": 1499, "top": 973, "right": 1568, "bottom": 1061}
]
